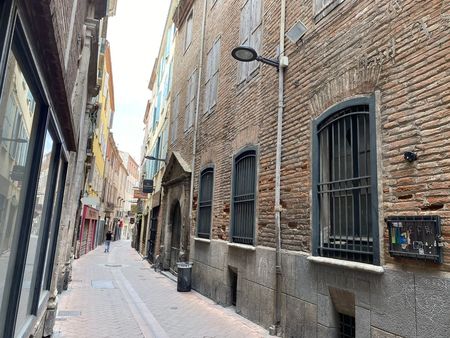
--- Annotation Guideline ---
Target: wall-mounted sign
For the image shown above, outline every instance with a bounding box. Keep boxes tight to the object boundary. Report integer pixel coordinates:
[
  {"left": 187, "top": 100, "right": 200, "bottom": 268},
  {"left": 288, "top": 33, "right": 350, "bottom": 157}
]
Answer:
[
  {"left": 133, "top": 189, "right": 148, "bottom": 199},
  {"left": 10, "top": 165, "right": 25, "bottom": 181},
  {"left": 143, "top": 179, "right": 154, "bottom": 193},
  {"left": 386, "top": 215, "right": 443, "bottom": 263}
]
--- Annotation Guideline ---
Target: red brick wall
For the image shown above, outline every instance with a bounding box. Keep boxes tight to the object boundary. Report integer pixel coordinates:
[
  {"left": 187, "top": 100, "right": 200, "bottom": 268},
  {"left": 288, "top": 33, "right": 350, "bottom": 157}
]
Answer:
[
  {"left": 175, "top": 0, "right": 450, "bottom": 271},
  {"left": 169, "top": 0, "right": 205, "bottom": 162},
  {"left": 280, "top": 0, "right": 450, "bottom": 271}
]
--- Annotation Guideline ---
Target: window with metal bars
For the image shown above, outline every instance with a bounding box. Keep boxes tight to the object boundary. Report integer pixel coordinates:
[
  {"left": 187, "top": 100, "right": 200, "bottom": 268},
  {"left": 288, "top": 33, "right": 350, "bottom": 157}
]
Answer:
[
  {"left": 339, "top": 313, "right": 355, "bottom": 338},
  {"left": 313, "top": 101, "right": 379, "bottom": 264},
  {"left": 232, "top": 149, "right": 256, "bottom": 245},
  {"left": 197, "top": 168, "right": 214, "bottom": 238}
]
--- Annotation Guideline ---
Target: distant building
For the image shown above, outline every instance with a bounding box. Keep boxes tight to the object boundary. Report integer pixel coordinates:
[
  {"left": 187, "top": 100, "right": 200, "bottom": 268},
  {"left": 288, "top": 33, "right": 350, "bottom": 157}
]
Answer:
[
  {"left": 104, "top": 133, "right": 127, "bottom": 240},
  {"left": 120, "top": 151, "right": 140, "bottom": 239},
  {"left": 139, "top": 2, "right": 177, "bottom": 260}
]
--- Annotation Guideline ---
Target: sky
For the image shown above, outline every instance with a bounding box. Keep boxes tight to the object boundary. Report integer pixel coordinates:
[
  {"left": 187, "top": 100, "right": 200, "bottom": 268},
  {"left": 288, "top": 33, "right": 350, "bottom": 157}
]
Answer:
[{"left": 107, "top": 1, "right": 171, "bottom": 164}]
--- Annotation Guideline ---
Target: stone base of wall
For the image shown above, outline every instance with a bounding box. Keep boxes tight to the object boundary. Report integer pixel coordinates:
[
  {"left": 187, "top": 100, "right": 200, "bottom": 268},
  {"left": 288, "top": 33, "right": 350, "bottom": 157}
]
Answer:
[{"left": 191, "top": 238, "right": 450, "bottom": 338}]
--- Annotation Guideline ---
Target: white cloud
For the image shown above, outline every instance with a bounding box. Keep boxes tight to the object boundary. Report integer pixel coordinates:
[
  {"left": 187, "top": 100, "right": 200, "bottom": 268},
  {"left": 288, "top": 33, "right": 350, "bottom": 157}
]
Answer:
[{"left": 107, "top": 0, "right": 171, "bottom": 163}]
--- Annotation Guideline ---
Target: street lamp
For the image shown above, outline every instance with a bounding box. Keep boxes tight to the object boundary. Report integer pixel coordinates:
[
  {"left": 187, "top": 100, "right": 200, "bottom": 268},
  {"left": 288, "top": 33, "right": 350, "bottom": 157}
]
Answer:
[
  {"left": 144, "top": 155, "right": 166, "bottom": 162},
  {"left": 1, "top": 137, "right": 28, "bottom": 143},
  {"left": 231, "top": 46, "right": 281, "bottom": 69}
]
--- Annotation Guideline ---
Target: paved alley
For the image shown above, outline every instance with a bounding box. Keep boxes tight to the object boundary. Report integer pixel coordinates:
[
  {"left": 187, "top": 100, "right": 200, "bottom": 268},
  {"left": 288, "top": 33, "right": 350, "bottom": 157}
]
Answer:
[{"left": 53, "top": 241, "right": 269, "bottom": 338}]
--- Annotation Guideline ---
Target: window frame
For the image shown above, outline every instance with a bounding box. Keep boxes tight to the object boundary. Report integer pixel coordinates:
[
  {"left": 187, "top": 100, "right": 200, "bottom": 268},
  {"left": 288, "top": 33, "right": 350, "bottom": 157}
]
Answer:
[
  {"left": 204, "top": 37, "right": 221, "bottom": 115},
  {"left": 170, "top": 91, "right": 180, "bottom": 144},
  {"left": 238, "top": 0, "right": 263, "bottom": 83},
  {"left": 0, "top": 0, "right": 15, "bottom": 95},
  {"left": 28, "top": 121, "right": 63, "bottom": 311},
  {"left": 210, "top": 0, "right": 219, "bottom": 10},
  {"left": 311, "top": 96, "right": 380, "bottom": 265},
  {"left": 0, "top": 11, "right": 69, "bottom": 338},
  {"left": 313, "top": 0, "right": 345, "bottom": 22},
  {"left": 184, "top": 9, "right": 193, "bottom": 53},
  {"left": 230, "top": 146, "right": 258, "bottom": 246},
  {"left": 197, "top": 166, "right": 214, "bottom": 239},
  {"left": 184, "top": 68, "right": 197, "bottom": 132}
]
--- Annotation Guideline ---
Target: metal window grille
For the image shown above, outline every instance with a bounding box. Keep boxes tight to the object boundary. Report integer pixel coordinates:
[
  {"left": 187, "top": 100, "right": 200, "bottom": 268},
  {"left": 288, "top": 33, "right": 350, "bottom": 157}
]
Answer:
[
  {"left": 339, "top": 313, "right": 355, "bottom": 338},
  {"left": 197, "top": 168, "right": 214, "bottom": 238},
  {"left": 317, "top": 105, "right": 374, "bottom": 263},
  {"left": 232, "top": 150, "right": 256, "bottom": 245}
]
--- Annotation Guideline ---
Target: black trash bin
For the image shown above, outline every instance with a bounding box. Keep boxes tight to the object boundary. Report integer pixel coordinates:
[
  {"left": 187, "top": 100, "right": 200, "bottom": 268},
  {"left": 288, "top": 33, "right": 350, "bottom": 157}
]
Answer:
[{"left": 176, "top": 262, "right": 193, "bottom": 292}]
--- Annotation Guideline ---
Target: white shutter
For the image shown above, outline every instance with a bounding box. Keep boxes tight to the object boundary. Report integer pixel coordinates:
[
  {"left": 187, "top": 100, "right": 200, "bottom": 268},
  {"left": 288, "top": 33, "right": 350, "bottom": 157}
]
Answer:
[
  {"left": 204, "top": 47, "right": 212, "bottom": 113},
  {"left": 2, "top": 97, "right": 16, "bottom": 151},
  {"left": 184, "top": 75, "right": 192, "bottom": 131},
  {"left": 239, "top": 0, "right": 251, "bottom": 82},
  {"left": 249, "top": 0, "right": 262, "bottom": 74},
  {"left": 190, "top": 69, "right": 198, "bottom": 128},
  {"left": 185, "top": 12, "right": 193, "bottom": 51},
  {"left": 211, "top": 39, "right": 220, "bottom": 107},
  {"left": 171, "top": 94, "right": 179, "bottom": 143}
]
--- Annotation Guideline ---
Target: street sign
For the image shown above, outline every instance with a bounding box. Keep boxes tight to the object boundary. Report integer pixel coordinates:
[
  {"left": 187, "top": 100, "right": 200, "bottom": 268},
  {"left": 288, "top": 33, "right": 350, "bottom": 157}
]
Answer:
[
  {"left": 133, "top": 189, "right": 148, "bottom": 199},
  {"left": 10, "top": 165, "right": 25, "bottom": 181},
  {"left": 143, "top": 179, "right": 154, "bottom": 193}
]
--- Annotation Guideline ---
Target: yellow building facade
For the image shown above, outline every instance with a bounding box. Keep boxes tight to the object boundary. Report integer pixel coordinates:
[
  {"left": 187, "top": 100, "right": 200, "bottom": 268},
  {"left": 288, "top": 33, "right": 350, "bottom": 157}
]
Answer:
[{"left": 88, "top": 39, "right": 115, "bottom": 211}]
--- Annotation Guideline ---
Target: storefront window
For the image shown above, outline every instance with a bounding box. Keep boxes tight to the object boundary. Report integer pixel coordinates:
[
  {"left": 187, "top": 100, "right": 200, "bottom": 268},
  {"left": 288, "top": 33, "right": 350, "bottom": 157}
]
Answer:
[
  {"left": 15, "top": 130, "right": 54, "bottom": 330},
  {"left": 41, "top": 158, "right": 65, "bottom": 293},
  {"left": 0, "top": 51, "right": 35, "bottom": 314}
]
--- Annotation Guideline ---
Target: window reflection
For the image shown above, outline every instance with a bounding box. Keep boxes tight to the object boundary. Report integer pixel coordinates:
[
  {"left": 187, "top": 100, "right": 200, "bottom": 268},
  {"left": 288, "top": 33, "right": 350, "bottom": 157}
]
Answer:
[
  {"left": 15, "top": 130, "right": 54, "bottom": 330},
  {"left": 0, "top": 52, "right": 35, "bottom": 312},
  {"left": 41, "top": 159, "right": 64, "bottom": 293}
]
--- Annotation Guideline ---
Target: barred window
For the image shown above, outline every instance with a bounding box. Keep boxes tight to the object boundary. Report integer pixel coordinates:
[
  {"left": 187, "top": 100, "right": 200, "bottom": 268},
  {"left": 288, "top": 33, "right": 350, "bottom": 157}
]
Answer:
[
  {"left": 232, "top": 150, "right": 256, "bottom": 245},
  {"left": 313, "top": 102, "right": 378, "bottom": 264},
  {"left": 197, "top": 168, "right": 214, "bottom": 238}
]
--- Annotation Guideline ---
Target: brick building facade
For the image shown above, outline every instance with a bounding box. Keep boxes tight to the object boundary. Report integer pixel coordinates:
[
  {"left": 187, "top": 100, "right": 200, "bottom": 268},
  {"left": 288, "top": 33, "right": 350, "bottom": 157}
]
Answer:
[{"left": 144, "top": 0, "right": 450, "bottom": 336}]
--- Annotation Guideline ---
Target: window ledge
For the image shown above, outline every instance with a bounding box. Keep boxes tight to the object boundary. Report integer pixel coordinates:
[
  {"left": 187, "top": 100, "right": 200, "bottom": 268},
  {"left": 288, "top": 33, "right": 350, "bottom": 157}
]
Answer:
[
  {"left": 227, "top": 242, "right": 256, "bottom": 251},
  {"left": 307, "top": 256, "right": 384, "bottom": 274},
  {"left": 194, "top": 237, "right": 211, "bottom": 243}
]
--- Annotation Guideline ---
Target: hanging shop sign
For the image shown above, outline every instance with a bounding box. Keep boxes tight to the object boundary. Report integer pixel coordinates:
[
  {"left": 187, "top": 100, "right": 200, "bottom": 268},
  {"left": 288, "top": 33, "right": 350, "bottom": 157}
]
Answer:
[
  {"left": 133, "top": 189, "right": 148, "bottom": 199},
  {"left": 142, "top": 179, "right": 154, "bottom": 193}
]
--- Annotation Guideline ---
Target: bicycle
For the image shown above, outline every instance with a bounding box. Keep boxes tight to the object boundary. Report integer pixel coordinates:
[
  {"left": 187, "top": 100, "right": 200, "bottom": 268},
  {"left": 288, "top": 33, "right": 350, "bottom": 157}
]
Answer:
[{"left": 152, "top": 254, "right": 162, "bottom": 272}]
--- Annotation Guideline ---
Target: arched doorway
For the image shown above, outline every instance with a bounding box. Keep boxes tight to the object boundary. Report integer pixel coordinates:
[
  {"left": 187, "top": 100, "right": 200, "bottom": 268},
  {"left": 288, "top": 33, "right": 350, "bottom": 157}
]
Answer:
[{"left": 170, "top": 201, "right": 181, "bottom": 273}]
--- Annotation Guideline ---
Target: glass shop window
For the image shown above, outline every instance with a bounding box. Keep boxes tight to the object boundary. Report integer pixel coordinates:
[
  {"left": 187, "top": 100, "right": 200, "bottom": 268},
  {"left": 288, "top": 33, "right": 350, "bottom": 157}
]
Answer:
[
  {"left": 15, "top": 130, "right": 55, "bottom": 330},
  {"left": 0, "top": 51, "right": 35, "bottom": 312}
]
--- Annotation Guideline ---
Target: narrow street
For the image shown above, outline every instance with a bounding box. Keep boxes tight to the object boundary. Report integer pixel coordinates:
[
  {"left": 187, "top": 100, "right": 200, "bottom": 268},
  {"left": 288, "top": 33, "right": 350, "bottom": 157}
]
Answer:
[{"left": 53, "top": 241, "right": 268, "bottom": 338}]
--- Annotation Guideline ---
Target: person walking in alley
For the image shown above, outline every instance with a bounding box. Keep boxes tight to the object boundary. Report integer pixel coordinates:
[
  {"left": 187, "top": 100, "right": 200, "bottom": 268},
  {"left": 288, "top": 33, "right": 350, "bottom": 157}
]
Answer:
[{"left": 105, "top": 230, "right": 112, "bottom": 253}]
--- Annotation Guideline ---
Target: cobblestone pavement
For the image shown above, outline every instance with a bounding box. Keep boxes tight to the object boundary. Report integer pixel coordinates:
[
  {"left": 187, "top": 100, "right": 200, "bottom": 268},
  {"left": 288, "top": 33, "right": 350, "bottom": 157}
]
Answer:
[{"left": 53, "top": 240, "right": 269, "bottom": 338}]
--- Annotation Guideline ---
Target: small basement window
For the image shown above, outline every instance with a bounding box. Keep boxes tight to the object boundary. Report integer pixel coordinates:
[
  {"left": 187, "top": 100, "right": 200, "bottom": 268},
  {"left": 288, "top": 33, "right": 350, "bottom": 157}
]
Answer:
[{"left": 339, "top": 313, "right": 355, "bottom": 338}]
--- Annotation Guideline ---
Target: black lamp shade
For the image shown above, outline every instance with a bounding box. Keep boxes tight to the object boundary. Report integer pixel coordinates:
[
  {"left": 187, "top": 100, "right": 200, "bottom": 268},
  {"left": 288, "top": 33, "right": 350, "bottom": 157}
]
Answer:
[{"left": 231, "top": 46, "right": 258, "bottom": 62}]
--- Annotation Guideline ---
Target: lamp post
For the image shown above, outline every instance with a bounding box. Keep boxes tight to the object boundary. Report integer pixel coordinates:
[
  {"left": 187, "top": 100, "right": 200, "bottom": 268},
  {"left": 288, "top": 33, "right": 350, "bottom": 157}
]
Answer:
[
  {"left": 231, "top": 46, "right": 282, "bottom": 69},
  {"left": 231, "top": 16, "right": 288, "bottom": 334},
  {"left": 1, "top": 137, "right": 28, "bottom": 143},
  {"left": 144, "top": 155, "right": 166, "bottom": 162}
]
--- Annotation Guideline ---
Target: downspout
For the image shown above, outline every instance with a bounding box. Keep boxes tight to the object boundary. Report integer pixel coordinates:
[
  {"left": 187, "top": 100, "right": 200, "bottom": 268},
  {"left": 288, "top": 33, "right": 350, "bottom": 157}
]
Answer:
[
  {"left": 273, "top": 0, "right": 286, "bottom": 335},
  {"left": 188, "top": 0, "right": 207, "bottom": 251}
]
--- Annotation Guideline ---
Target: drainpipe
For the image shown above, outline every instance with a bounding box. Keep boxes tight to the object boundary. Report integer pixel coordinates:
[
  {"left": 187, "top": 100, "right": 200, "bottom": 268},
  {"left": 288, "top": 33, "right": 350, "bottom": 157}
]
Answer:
[
  {"left": 187, "top": 0, "right": 207, "bottom": 253},
  {"left": 273, "top": 0, "right": 286, "bottom": 335}
]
